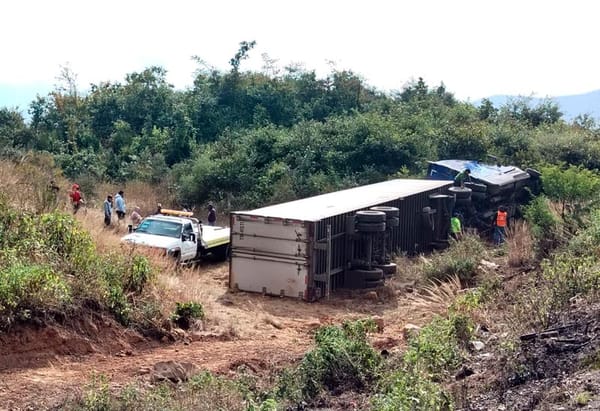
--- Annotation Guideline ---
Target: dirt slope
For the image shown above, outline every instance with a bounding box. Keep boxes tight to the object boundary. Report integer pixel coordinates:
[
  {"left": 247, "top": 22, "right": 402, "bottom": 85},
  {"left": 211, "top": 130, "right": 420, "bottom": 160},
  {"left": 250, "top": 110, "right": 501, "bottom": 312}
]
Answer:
[{"left": 0, "top": 261, "right": 441, "bottom": 410}]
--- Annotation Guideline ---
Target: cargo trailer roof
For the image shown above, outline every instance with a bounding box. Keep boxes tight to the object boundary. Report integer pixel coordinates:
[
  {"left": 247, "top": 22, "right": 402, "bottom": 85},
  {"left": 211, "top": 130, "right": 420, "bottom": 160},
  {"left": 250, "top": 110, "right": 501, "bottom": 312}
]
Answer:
[{"left": 234, "top": 179, "right": 451, "bottom": 221}]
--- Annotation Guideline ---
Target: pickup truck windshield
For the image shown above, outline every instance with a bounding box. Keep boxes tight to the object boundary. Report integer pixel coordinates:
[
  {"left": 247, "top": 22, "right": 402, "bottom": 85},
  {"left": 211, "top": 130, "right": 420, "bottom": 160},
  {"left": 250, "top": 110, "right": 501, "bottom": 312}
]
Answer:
[{"left": 135, "top": 219, "right": 182, "bottom": 238}]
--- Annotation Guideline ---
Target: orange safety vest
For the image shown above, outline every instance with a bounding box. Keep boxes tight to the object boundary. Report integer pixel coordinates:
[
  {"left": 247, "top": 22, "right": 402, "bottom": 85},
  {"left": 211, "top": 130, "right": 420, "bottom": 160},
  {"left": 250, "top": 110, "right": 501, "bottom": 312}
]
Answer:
[{"left": 496, "top": 211, "right": 507, "bottom": 227}]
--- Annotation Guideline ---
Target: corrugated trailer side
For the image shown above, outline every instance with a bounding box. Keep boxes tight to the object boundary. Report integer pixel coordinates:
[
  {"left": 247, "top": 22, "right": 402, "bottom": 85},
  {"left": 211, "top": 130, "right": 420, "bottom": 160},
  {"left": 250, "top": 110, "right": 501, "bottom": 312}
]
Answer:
[{"left": 310, "top": 184, "right": 451, "bottom": 296}]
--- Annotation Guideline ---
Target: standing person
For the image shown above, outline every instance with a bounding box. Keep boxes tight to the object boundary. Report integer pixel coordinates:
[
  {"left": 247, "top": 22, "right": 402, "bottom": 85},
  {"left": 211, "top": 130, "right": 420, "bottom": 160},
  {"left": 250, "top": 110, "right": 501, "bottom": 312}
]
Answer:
[
  {"left": 114, "top": 190, "right": 126, "bottom": 224},
  {"left": 207, "top": 203, "right": 217, "bottom": 226},
  {"left": 494, "top": 206, "right": 508, "bottom": 245},
  {"left": 450, "top": 212, "right": 463, "bottom": 241},
  {"left": 69, "top": 184, "right": 84, "bottom": 214},
  {"left": 130, "top": 206, "right": 143, "bottom": 227},
  {"left": 454, "top": 168, "right": 471, "bottom": 187},
  {"left": 103, "top": 195, "right": 113, "bottom": 227}
]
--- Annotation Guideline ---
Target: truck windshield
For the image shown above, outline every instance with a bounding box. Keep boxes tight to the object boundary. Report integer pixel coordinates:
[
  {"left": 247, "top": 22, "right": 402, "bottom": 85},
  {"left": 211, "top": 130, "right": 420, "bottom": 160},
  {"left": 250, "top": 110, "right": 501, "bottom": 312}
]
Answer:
[{"left": 135, "top": 219, "right": 182, "bottom": 238}]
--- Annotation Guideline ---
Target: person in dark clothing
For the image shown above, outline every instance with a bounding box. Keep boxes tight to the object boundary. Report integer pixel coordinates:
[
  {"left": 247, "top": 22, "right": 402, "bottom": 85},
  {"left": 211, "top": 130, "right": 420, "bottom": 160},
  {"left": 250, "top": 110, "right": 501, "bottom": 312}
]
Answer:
[
  {"left": 104, "top": 195, "right": 113, "bottom": 226},
  {"left": 454, "top": 169, "right": 471, "bottom": 187},
  {"left": 207, "top": 203, "right": 217, "bottom": 226}
]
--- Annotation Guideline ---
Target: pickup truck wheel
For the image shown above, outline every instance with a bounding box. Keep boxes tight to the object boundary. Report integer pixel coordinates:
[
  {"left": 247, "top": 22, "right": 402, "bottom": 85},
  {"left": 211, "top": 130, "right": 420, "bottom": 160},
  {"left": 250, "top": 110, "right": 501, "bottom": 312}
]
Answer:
[
  {"left": 355, "top": 210, "right": 386, "bottom": 223},
  {"left": 212, "top": 244, "right": 230, "bottom": 261}
]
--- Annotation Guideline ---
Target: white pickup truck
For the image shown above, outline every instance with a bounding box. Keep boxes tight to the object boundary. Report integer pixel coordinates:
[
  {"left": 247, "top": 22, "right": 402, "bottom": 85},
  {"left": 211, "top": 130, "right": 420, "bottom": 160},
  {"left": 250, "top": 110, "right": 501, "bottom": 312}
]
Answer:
[{"left": 121, "top": 211, "right": 230, "bottom": 263}]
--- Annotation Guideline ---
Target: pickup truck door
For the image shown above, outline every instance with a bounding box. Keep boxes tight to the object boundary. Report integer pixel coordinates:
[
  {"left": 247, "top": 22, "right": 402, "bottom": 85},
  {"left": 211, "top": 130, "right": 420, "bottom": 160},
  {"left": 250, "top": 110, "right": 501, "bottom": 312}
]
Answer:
[{"left": 180, "top": 223, "right": 197, "bottom": 261}]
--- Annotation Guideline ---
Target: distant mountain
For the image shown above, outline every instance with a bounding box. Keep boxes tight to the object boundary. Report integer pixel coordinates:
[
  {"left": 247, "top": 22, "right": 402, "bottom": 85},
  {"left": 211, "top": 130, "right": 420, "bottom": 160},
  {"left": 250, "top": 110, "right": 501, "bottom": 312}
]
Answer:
[{"left": 475, "top": 90, "right": 600, "bottom": 121}]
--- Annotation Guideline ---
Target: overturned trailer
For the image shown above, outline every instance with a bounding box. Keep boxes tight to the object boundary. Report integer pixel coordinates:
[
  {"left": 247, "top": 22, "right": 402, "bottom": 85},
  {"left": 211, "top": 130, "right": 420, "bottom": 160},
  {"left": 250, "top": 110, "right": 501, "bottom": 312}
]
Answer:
[{"left": 229, "top": 179, "right": 452, "bottom": 301}]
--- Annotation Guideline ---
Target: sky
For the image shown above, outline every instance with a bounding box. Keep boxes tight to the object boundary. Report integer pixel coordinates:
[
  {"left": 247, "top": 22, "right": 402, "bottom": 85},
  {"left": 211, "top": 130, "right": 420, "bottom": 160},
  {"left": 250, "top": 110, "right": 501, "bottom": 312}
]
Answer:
[{"left": 1, "top": 0, "right": 599, "bottom": 105}]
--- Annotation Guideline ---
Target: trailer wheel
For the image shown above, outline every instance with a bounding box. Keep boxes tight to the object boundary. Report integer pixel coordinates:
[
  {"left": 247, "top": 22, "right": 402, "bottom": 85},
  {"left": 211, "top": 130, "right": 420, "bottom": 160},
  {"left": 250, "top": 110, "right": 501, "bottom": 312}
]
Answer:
[
  {"left": 464, "top": 182, "right": 487, "bottom": 193},
  {"left": 471, "top": 192, "right": 487, "bottom": 201},
  {"left": 352, "top": 268, "right": 384, "bottom": 281},
  {"left": 356, "top": 222, "right": 386, "bottom": 232},
  {"left": 369, "top": 206, "right": 400, "bottom": 218},
  {"left": 386, "top": 217, "right": 399, "bottom": 228},
  {"left": 455, "top": 198, "right": 472, "bottom": 206},
  {"left": 449, "top": 186, "right": 472, "bottom": 199},
  {"left": 364, "top": 279, "right": 385, "bottom": 289},
  {"left": 375, "top": 263, "right": 397, "bottom": 276},
  {"left": 355, "top": 210, "right": 386, "bottom": 223}
]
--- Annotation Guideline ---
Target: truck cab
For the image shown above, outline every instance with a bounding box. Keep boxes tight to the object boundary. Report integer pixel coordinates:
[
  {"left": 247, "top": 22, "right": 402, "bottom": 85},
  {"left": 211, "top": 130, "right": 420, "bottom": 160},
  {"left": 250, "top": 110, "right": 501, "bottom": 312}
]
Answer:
[{"left": 121, "top": 210, "right": 230, "bottom": 262}]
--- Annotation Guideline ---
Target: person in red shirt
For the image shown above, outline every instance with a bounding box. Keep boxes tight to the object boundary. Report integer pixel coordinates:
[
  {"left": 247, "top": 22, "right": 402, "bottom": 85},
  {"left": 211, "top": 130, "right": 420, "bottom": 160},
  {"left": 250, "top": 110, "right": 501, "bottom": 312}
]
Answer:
[{"left": 69, "top": 184, "right": 84, "bottom": 214}]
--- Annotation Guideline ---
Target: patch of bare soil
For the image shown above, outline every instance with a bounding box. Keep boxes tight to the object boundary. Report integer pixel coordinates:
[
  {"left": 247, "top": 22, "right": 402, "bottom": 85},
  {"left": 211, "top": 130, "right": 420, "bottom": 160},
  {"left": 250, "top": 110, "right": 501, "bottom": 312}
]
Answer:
[
  {"left": 455, "top": 302, "right": 600, "bottom": 411},
  {"left": 0, "top": 262, "right": 439, "bottom": 410}
]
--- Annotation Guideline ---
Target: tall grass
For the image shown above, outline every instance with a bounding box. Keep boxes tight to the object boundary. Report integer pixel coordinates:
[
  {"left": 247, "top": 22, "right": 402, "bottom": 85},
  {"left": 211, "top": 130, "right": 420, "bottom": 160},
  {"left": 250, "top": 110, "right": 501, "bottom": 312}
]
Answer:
[{"left": 506, "top": 220, "right": 534, "bottom": 267}]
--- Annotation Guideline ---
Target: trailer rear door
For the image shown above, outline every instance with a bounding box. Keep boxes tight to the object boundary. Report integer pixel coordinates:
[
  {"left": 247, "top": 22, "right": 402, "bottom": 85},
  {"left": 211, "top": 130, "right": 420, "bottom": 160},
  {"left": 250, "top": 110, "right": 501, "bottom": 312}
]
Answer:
[{"left": 230, "top": 214, "right": 311, "bottom": 299}]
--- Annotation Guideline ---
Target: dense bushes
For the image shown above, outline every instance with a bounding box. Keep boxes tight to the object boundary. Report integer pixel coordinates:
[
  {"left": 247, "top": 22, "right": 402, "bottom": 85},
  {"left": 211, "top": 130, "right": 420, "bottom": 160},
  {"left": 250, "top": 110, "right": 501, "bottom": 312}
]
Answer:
[{"left": 0, "top": 199, "right": 156, "bottom": 328}]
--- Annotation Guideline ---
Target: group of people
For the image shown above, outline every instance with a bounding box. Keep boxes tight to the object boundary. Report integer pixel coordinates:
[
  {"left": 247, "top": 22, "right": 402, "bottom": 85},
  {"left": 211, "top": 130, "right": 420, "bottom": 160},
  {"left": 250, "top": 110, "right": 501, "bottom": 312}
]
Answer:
[
  {"left": 449, "top": 206, "right": 508, "bottom": 245},
  {"left": 103, "top": 191, "right": 129, "bottom": 227}
]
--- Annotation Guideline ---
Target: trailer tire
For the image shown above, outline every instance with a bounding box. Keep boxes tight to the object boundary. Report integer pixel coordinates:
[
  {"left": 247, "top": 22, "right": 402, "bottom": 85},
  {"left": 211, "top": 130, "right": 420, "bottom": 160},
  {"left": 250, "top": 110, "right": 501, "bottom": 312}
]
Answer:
[
  {"left": 353, "top": 268, "right": 384, "bottom": 281},
  {"left": 375, "top": 263, "right": 397, "bottom": 276},
  {"left": 386, "top": 217, "right": 399, "bottom": 228},
  {"left": 364, "top": 279, "right": 385, "bottom": 289},
  {"left": 355, "top": 210, "right": 386, "bottom": 223},
  {"left": 449, "top": 186, "right": 472, "bottom": 199},
  {"left": 369, "top": 206, "right": 400, "bottom": 218},
  {"left": 471, "top": 192, "right": 487, "bottom": 201},
  {"left": 464, "top": 182, "right": 487, "bottom": 193},
  {"left": 455, "top": 198, "right": 471, "bottom": 206},
  {"left": 356, "top": 222, "right": 386, "bottom": 232}
]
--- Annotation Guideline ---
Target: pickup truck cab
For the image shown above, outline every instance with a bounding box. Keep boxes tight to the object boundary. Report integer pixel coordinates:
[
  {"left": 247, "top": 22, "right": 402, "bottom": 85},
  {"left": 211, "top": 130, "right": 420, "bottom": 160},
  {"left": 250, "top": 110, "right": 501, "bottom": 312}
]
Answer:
[{"left": 121, "top": 210, "right": 230, "bottom": 262}]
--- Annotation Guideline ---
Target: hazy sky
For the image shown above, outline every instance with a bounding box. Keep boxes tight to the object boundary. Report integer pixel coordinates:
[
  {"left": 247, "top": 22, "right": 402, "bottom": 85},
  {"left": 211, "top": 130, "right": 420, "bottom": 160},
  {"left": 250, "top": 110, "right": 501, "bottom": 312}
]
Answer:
[{"left": 2, "top": 0, "right": 598, "bottom": 100}]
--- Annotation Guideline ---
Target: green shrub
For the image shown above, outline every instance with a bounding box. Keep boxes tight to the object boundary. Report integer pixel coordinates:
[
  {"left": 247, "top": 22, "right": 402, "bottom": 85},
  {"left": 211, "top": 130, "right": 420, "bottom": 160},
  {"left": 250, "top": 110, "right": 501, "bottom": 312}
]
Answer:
[
  {"left": 423, "top": 235, "right": 485, "bottom": 285},
  {"left": 524, "top": 195, "right": 561, "bottom": 256},
  {"left": 403, "top": 314, "right": 471, "bottom": 380},
  {"left": 0, "top": 264, "right": 70, "bottom": 326},
  {"left": 295, "top": 319, "right": 381, "bottom": 401},
  {"left": 372, "top": 369, "right": 453, "bottom": 411},
  {"left": 171, "top": 302, "right": 205, "bottom": 329}
]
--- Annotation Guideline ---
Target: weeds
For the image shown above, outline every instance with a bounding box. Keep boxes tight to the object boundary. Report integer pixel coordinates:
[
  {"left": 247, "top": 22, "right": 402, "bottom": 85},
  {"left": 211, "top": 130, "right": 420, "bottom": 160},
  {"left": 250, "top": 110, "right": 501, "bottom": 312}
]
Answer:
[
  {"left": 171, "top": 302, "right": 204, "bottom": 329},
  {"left": 422, "top": 235, "right": 485, "bottom": 285},
  {"left": 506, "top": 220, "right": 534, "bottom": 267}
]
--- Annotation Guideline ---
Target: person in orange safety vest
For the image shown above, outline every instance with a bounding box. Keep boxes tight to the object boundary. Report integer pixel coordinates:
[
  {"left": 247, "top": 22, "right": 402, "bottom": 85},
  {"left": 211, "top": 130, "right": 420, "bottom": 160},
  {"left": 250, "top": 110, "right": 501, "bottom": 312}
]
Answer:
[{"left": 493, "top": 206, "right": 508, "bottom": 245}]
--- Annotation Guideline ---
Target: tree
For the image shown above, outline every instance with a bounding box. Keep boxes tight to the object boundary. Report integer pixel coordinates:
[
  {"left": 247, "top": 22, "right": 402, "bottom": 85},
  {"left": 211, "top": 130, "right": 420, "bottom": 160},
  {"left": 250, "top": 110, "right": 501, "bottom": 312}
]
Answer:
[{"left": 541, "top": 164, "right": 600, "bottom": 218}]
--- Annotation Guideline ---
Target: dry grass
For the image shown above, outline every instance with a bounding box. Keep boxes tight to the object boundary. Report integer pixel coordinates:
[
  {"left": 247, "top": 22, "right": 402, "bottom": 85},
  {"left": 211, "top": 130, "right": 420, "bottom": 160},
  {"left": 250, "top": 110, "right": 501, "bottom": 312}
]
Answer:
[
  {"left": 407, "top": 276, "right": 463, "bottom": 314},
  {"left": 506, "top": 220, "right": 535, "bottom": 267}
]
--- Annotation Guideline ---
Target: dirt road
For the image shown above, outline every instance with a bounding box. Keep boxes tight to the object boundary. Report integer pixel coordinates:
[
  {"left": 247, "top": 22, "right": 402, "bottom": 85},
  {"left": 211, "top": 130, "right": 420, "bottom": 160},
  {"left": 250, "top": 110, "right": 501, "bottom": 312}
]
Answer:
[{"left": 0, "top": 261, "right": 447, "bottom": 410}]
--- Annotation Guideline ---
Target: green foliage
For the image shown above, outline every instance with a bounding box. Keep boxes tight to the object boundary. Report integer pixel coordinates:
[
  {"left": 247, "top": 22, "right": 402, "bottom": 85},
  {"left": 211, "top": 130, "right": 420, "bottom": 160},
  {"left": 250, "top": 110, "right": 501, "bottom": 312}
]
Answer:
[
  {"left": 423, "top": 235, "right": 485, "bottom": 284},
  {"left": 298, "top": 319, "right": 381, "bottom": 399},
  {"left": 0, "top": 202, "right": 158, "bottom": 329},
  {"left": 372, "top": 313, "right": 470, "bottom": 411},
  {"left": 0, "top": 264, "right": 70, "bottom": 326},
  {"left": 523, "top": 195, "right": 561, "bottom": 256},
  {"left": 171, "top": 302, "right": 205, "bottom": 329},
  {"left": 372, "top": 370, "right": 453, "bottom": 411},
  {"left": 541, "top": 164, "right": 600, "bottom": 218},
  {"left": 403, "top": 314, "right": 472, "bottom": 379}
]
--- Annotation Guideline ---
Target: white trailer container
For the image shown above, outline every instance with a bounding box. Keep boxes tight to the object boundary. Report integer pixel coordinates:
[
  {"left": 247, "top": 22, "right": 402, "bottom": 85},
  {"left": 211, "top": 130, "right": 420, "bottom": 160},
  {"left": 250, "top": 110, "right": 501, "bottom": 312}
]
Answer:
[{"left": 229, "top": 179, "right": 452, "bottom": 300}]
